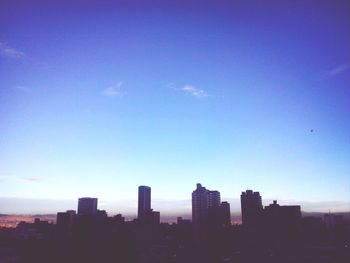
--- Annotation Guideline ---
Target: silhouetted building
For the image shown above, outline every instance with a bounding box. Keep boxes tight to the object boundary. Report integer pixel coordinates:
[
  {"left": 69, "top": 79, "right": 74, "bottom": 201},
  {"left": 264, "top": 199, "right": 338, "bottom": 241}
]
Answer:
[
  {"left": 240, "top": 190, "right": 262, "bottom": 229},
  {"left": 77, "top": 197, "right": 98, "bottom": 216},
  {"left": 219, "top": 201, "right": 231, "bottom": 227},
  {"left": 192, "top": 183, "right": 230, "bottom": 240},
  {"left": 57, "top": 210, "right": 76, "bottom": 228},
  {"left": 263, "top": 200, "right": 301, "bottom": 224},
  {"left": 208, "top": 190, "right": 221, "bottom": 208},
  {"left": 144, "top": 210, "right": 160, "bottom": 225},
  {"left": 262, "top": 200, "right": 302, "bottom": 244},
  {"left": 138, "top": 210, "right": 161, "bottom": 225},
  {"left": 192, "top": 183, "right": 210, "bottom": 227},
  {"left": 138, "top": 185, "right": 151, "bottom": 219},
  {"left": 96, "top": 209, "right": 108, "bottom": 219},
  {"left": 177, "top": 217, "right": 191, "bottom": 225},
  {"left": 137, "top": 185, "right": 160, "bottom": 224}
]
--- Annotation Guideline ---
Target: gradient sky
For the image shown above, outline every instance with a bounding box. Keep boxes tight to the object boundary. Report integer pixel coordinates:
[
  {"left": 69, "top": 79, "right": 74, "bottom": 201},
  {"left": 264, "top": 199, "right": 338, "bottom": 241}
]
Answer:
[{"left": 0, "top": 0, "right": 349, "bottom": 217}]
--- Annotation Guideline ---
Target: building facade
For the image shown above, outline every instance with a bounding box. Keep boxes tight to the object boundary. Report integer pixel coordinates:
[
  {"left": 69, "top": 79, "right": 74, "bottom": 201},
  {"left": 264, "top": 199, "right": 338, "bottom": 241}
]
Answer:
[
  {"left": 192, "top": 183, "right": 210, "bottom": 226},
  {"left": 77, "top": 197, "right": 98, "bottom": 216},
  {"left": 192, "top": 183, "right": 231, "bottom": 240},
  {"left": 138, "top": 186, "right": 151, "bottom": 219},
  {"left": 240, "top": 190, "right": 263, "bottom": 229},
  {"left": 262, "top": 200, "right": 302, "bottom": 243}
]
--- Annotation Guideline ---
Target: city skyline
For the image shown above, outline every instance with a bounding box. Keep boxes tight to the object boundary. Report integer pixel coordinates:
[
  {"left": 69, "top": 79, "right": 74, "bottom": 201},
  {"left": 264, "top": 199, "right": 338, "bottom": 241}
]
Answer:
[
  {"left": 4, "top": 184, "right": 348, "bottom": 263},
  {"left": 1, "top": 0, "right": 350, "bottom": 215},
  {"left": 39, "top": 184, "right": 350, "bottom": 225},
  {"left": 1, "top": 184, "right": 348, "bottom": 224}
]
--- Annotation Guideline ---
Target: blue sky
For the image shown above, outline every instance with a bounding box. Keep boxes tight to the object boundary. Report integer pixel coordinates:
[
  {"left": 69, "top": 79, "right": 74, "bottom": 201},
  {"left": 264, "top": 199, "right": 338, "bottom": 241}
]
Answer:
[{"left": 0, "top": 0, "right": 349, "bottom": 216}]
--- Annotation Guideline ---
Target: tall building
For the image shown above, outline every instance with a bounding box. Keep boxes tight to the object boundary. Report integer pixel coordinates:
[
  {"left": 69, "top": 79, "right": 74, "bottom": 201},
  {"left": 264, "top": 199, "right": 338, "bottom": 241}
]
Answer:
[
  {"left": 192, "top": 184, "right": 226, "bottom": 225},
  {"left": 142, "top": 210, "right": 160, "bottom": 225},
  {"left": 192, "top": 184, "right": 231, "bottom": 240},
  {"left": 77, "top": 197, "right": 98, "bottom": 216},
  {"left": 219, "top": 201, "right": 231, "bottom": 227},
  {"left": 240, "top": 190, "right": 262, "bottom": 228},
  {"left": 208, "top": 190, "right": 221, "bottom": 208},
  {"left": 192, "top": 183, "right": 210, "bottom": 226},
  {"left": 137, "top": 185, "right": 160, "bottom": 224},
  {"left": 138, "top": 186, "right": 151, "bottom": 219}
]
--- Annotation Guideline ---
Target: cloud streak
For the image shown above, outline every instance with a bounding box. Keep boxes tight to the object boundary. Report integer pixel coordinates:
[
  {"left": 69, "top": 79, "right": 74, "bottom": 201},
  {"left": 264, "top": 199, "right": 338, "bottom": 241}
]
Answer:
[
  {"left": 0, "top": 42, "right": 25, "bottom": 59},
  {"left": 181, "top": 84, "right": 208, "bottom": 98},
  {"left": 325, "top": 63, "right": 349, "bottom": 77},
  {"left": 102, "top": 82, "right": 126, "bottom": 97},
  {"left": 15, "top": 86, "right": 30, "bottom": 92},
  {"left": 0, "top": 175, "right": 43, "bottom": 183},
  {"left": 24, "top": 177, "right": 43, "bottom": 182}
]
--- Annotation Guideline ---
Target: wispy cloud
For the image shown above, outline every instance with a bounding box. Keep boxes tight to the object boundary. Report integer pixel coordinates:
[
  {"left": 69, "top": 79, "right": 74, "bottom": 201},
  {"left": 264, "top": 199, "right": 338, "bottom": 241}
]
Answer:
[
  {"left": 15, "top": 86, "right": 30, "bottom": 92},
  {"left": 0, "top": 175, "right": 43, "bottom": 183},
  {"left": 0, "top": 42, "right": 25, "bottom": 59},
  {"left": 24, "top": 177, "right": 43, "bottom": 182},
  {"left": 181, "top": 84, "right": 208, "bottom": 98},
  {"left": 325, "top": 63, "right": 349, "bottom": 77},
  {"left": 102, "top": 82, "right": 126, "bottom": 97}
]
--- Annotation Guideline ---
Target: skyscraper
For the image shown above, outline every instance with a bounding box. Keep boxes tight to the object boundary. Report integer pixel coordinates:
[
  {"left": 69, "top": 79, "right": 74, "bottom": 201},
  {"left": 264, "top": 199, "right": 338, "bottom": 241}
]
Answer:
[
  {"left": 192, "top": 184, "right": 231, "bottom": 240},
  {"left": 77, "top": 197, "right": 98, "bottom": 216},
  {"left": 138, "top": 185, "right": 151, "bottom": 219},
  {"left": 192, "top": 183, "right": 209, "bottom": 226},
  {"left": 240, "top": 190, "right": 262, "bottom": 229}
]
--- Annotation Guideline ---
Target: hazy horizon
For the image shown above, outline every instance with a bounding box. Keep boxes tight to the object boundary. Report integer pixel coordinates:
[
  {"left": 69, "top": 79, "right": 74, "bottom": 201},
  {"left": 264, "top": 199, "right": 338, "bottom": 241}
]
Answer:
[{"left": 1, "top": 194, "right": 349, "bottom": 216}]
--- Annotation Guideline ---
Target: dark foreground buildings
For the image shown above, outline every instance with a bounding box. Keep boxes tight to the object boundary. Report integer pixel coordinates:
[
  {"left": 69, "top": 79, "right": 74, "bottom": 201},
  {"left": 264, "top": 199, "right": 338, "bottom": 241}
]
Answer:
[
  {"left": 240, "top": 190, "right": 302, "bottom": 244},
  {"left": 0, "top": 184, "right": 349, "bottom": 263}
]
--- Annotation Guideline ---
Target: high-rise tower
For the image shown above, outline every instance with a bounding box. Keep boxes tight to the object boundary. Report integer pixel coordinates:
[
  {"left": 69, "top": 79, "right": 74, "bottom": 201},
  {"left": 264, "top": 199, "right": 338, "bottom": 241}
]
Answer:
[
  {"left": 192, "top": 184, "right": 231, "bottom": 240},
  {"left": 192, "top": 183, "right": 209, "bottom": 226},
  {"left": 138, "top": 185, "right": 151, "bottom": 219}
]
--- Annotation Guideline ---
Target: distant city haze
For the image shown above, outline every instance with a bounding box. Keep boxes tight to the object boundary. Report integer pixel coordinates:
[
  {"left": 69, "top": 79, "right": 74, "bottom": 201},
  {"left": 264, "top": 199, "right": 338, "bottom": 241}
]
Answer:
[{"left": 0, "top": 0, "right": 349, "bottom": 215}]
